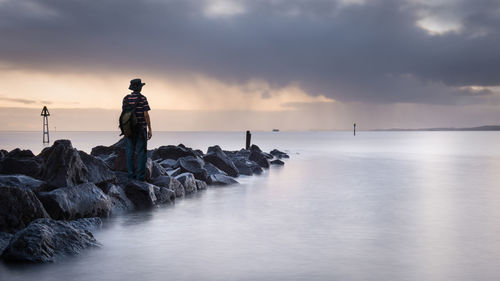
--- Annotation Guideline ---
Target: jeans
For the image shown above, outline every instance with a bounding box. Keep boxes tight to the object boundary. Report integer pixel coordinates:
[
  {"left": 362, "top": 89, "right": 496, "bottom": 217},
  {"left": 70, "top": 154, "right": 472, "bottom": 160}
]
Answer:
[{"left": 125, "top": 128, "right": 147, "bottom": 181}]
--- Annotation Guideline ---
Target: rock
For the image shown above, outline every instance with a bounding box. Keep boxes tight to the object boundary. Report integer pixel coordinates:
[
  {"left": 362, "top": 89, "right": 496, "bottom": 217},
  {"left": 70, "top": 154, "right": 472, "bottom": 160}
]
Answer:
[
  {"left": 124, "top": 181, "right": 158, "bottom": 209},
  {"left": 150, "top": 161, "right": 167, "bottom": 180},
  {"left": 91, "top": 138, "right": 127, "bottom": 171},
  {"left": 249, "top": 150, "right": 270, "bottom": 169},
  {"left": 207, "top": 174, "right": 239, "bottom": 186},
  {"left": 38, "top": 140, "right": 89, "bottom": 187},
  {"left": 0, "top": 186, "right": 50, "bottom": 233},
  {"left": 231, "top": 157, "right": 263, "bottom": 176},
  {"left": 0, "top": 149, "right": 42, "bottom": 178},
  {"left": 152, "top": 176, "right": 184, "bottom": 198},
  {"left": 37, "top": 183, "right": 112, "bottom": 220},
  {"left": 166, "top": 167, "right": 182, "bottom": 177},
  {"left": 151, "top": 145, "right": 197, "bottom": 161},
  {"left": 1, "top": 218, "right": 101, "bottom": 263},
  {"left": 153, "top": 185, "right": 175, "bottom": 205},
  {"left": 203, "top": 145, "right": 239, "bottom": 177},
  {"left": 175, "top": 173, "right": 197, "bottom": 195},
  {"left": 250, "top": 144, "right": 262, "bottom": 153},
  {"left": 78, "top": 151, "right": 116, "bottom": 185},
  {"left": 145, "top": 157, "right": 153, "bottom": 180},
  {"left": 195, "top": 180, "right": 208, "bottom": 191},
  {"left": 270, "top": 159, "right": 285, "bottom": 165},
  {"left": 176, "top": 156, "right": 207, "bottom": 181},
  {"left": 0, "top": 149, "right": 7, "bottom": 159},
  {"left": 99, "top": 183, "right": 134, "bottom": 213},
  {"left": 0, "top": 232, "right": 13, "bottom": 256},
  {"left": 114, "top": 171, "right": 131, "bottom": 186},
  {"left": 270, "top": 149, "right": 290, "bottom": 159},
  {"left": 236, "top": 149, "right": 251, "bottom": 158},
  {"left": 159, "top": 159, "right": 177, "bottom": 169},
  {"left": 0, "top": 174, "right": 48, "bottom": 192},
  {"left": 204, "top": 162, "right": 227, "bottom": 176}
]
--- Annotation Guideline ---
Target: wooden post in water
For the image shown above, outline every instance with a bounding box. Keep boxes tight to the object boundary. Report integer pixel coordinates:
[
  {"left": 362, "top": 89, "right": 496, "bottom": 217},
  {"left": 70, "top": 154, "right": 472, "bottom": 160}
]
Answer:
[
  {"left": 246, "top": 130, "right": 251, "bottom": 150},
  {"left": 41, "top": 106, "right": 50, "bottom": 143},
  {"left": 353, "top": 123, "right": 356, "bottom": 136}
]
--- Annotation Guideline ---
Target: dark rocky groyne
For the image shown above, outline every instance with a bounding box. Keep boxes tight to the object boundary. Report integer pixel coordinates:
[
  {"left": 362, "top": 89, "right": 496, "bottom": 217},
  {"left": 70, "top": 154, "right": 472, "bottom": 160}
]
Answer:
[{"left": 0, "top": 139, "right": 289, "bottom": 263}]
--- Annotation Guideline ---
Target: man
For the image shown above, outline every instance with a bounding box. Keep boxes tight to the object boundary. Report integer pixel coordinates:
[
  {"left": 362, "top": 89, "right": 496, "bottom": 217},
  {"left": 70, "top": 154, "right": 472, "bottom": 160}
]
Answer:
[{"left": 122, "top": 78, "right": 152, "bottom": 181}]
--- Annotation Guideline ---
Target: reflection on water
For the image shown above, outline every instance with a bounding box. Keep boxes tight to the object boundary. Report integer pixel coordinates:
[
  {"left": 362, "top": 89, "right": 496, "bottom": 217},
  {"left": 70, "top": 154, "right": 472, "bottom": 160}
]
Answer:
[{"left": 1, "top": 131, "right": 500, "bottom": 281}]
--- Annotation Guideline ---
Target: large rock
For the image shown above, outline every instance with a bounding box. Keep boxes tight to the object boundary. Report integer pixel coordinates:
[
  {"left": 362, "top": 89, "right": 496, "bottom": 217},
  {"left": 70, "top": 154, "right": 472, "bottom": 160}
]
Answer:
[
  {"left": 91, "top": 138, "right": 127, "bottom": 171},
  {"left": 99, "top": 183, "right": 135, "bottom": 213},
  {"left": 153, "top": 185, "right": 176, "bottom": 205},
  {"left": 270, "top": 149, "right": 290, "bottom": 159},
  {"left": 38, "top": 140, "right": 89, "bottom": 187},
  {"left": 1, "top": 218, "right": 101, "bottom": 263},
  {"left": 0, "top": 186, "right": 50, "bottom": 233},
  {"left": 124, "top": 181, "right": 158, "bottom": 209},
  {"left": 231, "top": 157, "right": 263, "bottom": 176},
  {"left": 166, "top": 167, "right": 182, "bottom": 177},
  {"left": 0, "top": 232, "right": 12, "bottom": 256},
  {"left": 0, "top": 174, "right": 48, "bottom": 192},
  {"left": 78, "top": 151, "right": 116, "bottom": 185},
  {"left": 249, "top": 150, "right": 270, "bottom": 169},
  {"left": 203, "top": 145, "right": 239, "bottom": 177},
  {"left": 159, "top": 159, "right": 177, "bottom": 169},
  {"left": 151, "top": 145, "right": 197, "bottom": 161},
  {"left": 37, "top": 183, "right": 112, "bottom": 220},
  {"left": 195, "top": 179, "right": 208, "bottom": 191},
  {"left": 207, "top": 174, "right": 239, "bottom": 186},
  {"left": 0, "top": 149, "right": 42, "bottom": 178},
  {"left": 150, "top": 161, "right": 167, "bottom": 180},
  {"left": 0, "top": 149, "right": 7, "bottom": 159},
  {"left": 153, "top": 176, "right": 184, "bottom": 198},
  {"left": 176, "top": 156, "right": 207, "bottom": 181},
  {"left": 175, "top": 173, "right": 197, "bottom": 195},
  {"left": 204, "top": 162, "right": 227, "bottom": 176},
  {"left": 270, "top": 159, "right": 285, "bottom": 165}
]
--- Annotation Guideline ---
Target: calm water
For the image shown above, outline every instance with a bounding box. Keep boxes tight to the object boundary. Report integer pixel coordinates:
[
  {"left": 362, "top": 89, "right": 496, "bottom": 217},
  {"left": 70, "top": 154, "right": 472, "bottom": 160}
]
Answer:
[{"left": 1, "top": 131, "right": 500, "bottom": 281}]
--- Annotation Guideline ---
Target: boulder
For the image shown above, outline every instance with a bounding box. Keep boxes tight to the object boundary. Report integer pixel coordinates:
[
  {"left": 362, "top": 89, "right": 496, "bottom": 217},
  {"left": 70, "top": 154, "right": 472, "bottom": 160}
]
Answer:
[
  {"left": 1, "top": 218, "right": 101, "bottom": 263},
  {"left": 203, "top": 145, "right": 239, "bottom": 177},
  {"left": 249, "top": 150, "right": 270, "bottom": 169},
  {"left": 204, "top": 162, "right": 227, "bottom": 176},
  {"left": 166, "top": 167, "right": 182, "bottom": 177},
  {"left": 91, "top": 138, "right": 127, "bottom": 171},
  {"left": 207, "top": 174, "right": 239, "bottom": 186},
  {"left": 0, "top": 174, "right": 48, "bottom": 192},
  {"left": 37, "top": 183, "right": 112, "bottom": 220},
  {"left": 270, "top": 149, "right": 290, "bottom": 159},
  {"left": 270, "top": 159, "right": 285, "bottom": 165},
  {"left": 159, "top": 159, "right": 177, "bottom": 169},
  {"left": 99, "top": 183, "right": 134, "bottom": 213},
  {"left": 0, "top": 149, "right": 42, "bottom": 178},
  {"left": 152, "top": 176, "right": 184, "bottom": 198},
  {"left": 150, "top": 161, "right": 167, "bottom": 180},
  {"left": 0, "top": 186, "right": 50, "bottom": 233},
  {"left": 151, "top": 145, "right": 197, "bottom": 161},
  {"left": 231, "top": 157, "right": 263, "bottom": 176},
  {"left": 195, "top": 180, "right": 208, "bottom": 191},
  {"left": 78, "top": 151, "right": 116, "bottom": 185},
  {"left": 153, "top": 185, "right": 176, "bottom": 205},
  {"left": 38, "top": 140, "right": 89, "bottom": 187},
  {"left": 0, "top": 232, "right": 13, "bottom": 256},
  {"left": 0, "top": 149, "right": 7, "bottom": 159},
  {"left": 175, "top": 173, "right": 197, "bottom": 195},
  {"left": 176, "top": 156, "right": 207, "bottom": 181},
  {"left": 124, "top": 181, "right": 158, "bottom": 209}
]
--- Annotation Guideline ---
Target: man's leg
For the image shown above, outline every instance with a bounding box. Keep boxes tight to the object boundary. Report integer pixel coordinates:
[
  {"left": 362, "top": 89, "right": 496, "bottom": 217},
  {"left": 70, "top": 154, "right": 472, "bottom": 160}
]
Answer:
[
  {"left": 125, "top": 136, "right": 137, "bottom": 179},
  {"left": 136, "top": 128, "right": 148, "bottom": 181}
]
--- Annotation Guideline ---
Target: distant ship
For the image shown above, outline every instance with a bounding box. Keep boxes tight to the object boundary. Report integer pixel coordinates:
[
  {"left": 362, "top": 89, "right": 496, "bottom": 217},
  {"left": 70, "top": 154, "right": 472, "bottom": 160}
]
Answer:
[{"left": 272, "top": 129, "right": 279, "bottom": 132}]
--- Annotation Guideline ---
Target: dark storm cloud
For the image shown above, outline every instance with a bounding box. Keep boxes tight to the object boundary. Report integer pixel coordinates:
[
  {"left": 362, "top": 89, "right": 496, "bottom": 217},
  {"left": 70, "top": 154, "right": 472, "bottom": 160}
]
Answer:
[{"left": 0, "top": 0, "right": 499, "bottom": 104}]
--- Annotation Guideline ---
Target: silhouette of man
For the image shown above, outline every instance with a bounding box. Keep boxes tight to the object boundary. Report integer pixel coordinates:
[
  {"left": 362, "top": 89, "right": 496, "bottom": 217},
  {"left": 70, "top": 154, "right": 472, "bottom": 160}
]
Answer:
[{"left": 122, "top": 78, "right": 152, "bottom": 181}]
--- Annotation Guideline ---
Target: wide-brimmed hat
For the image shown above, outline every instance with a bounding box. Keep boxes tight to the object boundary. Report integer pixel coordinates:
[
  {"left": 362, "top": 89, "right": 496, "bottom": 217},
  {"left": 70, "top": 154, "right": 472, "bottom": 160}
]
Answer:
[{"left": 129, "top": 78, "right": 146, "bottom": 90}]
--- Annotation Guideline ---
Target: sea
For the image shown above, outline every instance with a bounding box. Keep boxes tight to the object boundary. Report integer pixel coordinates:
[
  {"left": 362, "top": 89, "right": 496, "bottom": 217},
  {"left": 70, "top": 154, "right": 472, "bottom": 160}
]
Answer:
[{"left": 1, "top": 131, "right": 500, "bottom": 281}]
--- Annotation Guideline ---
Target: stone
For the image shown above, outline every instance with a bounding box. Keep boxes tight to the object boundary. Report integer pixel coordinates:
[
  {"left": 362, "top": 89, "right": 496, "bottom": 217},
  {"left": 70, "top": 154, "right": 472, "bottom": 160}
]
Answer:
[
  {"left": 91, "top": 138, "right": 127, "bottom": 171},
  {"left": 231, "top": 157, "right": 263, "bottom": 176},
  {"left": 152, "top": 176, "right": 184, "bottom": 198},
  {"left": 124, "top": 181, "right": 158, "bottom": 209},
  {"left": 1, "top": 218, "right": 101, "bottom": 263},
  {"left": 151, "top": 145, "right": 197, "bottom": 161},
  {"left": 203, "top": 145, "right": 239, "bottom": 177},
  {"left": 159, "top": 159, "right": 177, "bottom": 169},
  {"left": 38, "top": 140, "right": 89, "bottom": 187},
  {"left": 153, "top": 185, "right": 175, "bottom": 205},
  {"left": 166, "top": 167, "right": 182, "bottom": 177},
  {"left": 0, "top": 174, "right": 48, "bottom": 192},
  {"left": 175, "top": 156, "right": 207, "bottom": 181},
  {"left": 0, "top": 149, "right": 43, "bottom": 178},
  {"left": 207, "top": 174, "right": 239, "bottom": 186},
  {"left": 99, "top": 183, "right": 134, "bottom": 213},
  {"left": 0, "top": 149, "right": 7, "bottom": 159},
  {"left": 270, "top": 149, "right": 290, "bottom": 159},
  {"left": 0, "top": 232, "right": 13, "bottom": 256},
  {"left": 78, "top": 151, "right": 116, "bottom": 185},
  {"left": 175, "top": 173, "right": 197, "bottom": 195},
  {"left": 150, "top": 161, "right": 167, "bottom": 180},
  {"left": 195, "top": 179, "right": 208, "bottom": 191},
  {"left": 37, "top": 183, "right": 112, "bottom": 220},
  {"left": 270, "top": 159, "right": 285, "bottom": 165},
  {"left": 0, "top": 186, "right": 50, "bottom": 233},
  {"left": 249, "top": 150, "right": 270, "bottom": 169},
  {"left": 204, "top": 162, "right": 227, "bottom": 176}
]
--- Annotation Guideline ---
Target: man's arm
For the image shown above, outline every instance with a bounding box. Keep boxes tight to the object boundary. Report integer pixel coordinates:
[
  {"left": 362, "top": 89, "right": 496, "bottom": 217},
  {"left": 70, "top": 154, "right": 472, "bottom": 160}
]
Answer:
[{"left": 144, "top": 110, "right": 152, "bottom": 140}]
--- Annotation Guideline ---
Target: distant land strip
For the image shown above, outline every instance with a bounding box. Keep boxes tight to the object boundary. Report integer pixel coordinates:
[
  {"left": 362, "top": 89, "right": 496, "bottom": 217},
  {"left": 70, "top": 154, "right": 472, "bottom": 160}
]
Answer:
[{"left": 373, "top": 125, "right": 500, "bottom": 131}]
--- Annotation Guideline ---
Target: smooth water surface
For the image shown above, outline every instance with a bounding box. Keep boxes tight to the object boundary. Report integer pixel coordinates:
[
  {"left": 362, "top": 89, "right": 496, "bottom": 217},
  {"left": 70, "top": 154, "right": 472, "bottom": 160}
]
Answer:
[{"left": 1, "top": 131, "right": 500, "bottom": 281}]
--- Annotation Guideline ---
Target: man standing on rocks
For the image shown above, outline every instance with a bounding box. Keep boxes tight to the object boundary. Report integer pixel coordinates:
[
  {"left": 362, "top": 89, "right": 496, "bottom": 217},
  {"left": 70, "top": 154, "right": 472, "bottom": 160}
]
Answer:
[{"left": 122, "top": 78, "right": 152, "bottom": 181}]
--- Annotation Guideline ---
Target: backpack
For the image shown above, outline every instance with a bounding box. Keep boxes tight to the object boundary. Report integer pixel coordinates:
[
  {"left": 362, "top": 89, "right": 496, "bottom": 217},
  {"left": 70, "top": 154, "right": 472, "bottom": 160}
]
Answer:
[{"left": 119, "top": 94, "right": 142, "bottom": 137}]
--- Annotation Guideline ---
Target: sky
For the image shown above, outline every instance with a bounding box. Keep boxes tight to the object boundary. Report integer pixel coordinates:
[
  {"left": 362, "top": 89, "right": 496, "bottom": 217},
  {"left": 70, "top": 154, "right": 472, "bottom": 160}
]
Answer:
[{"left": 0, "top": 0, "right": 499, "bottom": 131}]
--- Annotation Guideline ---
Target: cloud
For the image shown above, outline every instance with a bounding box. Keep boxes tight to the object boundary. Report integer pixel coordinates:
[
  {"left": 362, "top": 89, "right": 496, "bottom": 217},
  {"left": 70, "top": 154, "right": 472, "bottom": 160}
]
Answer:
[
  {"left": 0, "top": 96, "right": 41, "bottom": 105},
  {"left": 0, "top": 0, "right": 499, "bottom": 105}
]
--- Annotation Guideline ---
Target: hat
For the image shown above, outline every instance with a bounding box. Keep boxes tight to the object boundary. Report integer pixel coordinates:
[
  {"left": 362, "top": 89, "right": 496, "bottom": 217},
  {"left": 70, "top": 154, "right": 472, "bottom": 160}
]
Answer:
[{"left": 129, "top": 78, "right": 146, "bottom": 90}]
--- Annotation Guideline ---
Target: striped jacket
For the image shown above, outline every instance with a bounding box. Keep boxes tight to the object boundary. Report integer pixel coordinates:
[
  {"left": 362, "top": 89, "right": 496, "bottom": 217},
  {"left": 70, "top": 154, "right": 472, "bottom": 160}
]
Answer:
[{"left": 122, "top": 92, "right": 151, "bottom": 128}]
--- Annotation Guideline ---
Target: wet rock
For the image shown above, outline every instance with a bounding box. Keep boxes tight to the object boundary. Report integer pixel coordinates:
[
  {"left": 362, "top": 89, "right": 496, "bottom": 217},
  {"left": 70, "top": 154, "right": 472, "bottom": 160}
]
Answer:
[
  {"left": 0, "top": 149, "right": 7, "bottom": 159},
  {"left": 0, "top": 149, "right": 42, "bottom": 178},
  {"left": 0, "top": 174, "right": 48, "bottom": 192},
  {"left": 150, "top": 161, "right": 167, "bottom": 179},
  {"left": 1, "top": 218, "right": 101, "bottom": 263},
  {"left": 38, "top": 140, "right": 89, "bottom": 187},
  {"left": 99, "top": 183, "right": 134, "bottom": 213},
  {"left": 203, "top": 145, "right": 239, "bottom": 177},
  {"left": 159, "top": 159, "right": 177, "bottom": 169},
  {"left": 0, "top": 186, "right": 50, "bottom": 234},
  {"left": 78, "top": 151, "right": 116, "bottom": 185},
  {"left": 152, "top": 176, "right": 184, "bottom": 198},
  {"left": 270, "top": 149, "right": 290, "bottom": 159},
  {"left": 91, "top": 138, "right": 127, "bottom": 172},
  {"left": 231, "top": 157, "right": 263, "bottom": 176},
  {"left": 151, "top": 145, "right": 197, "bottom": 161},
  {"left": 270, "top": 159, "right": 285, "bottom": 165},
  {"left": 176, "top": 156, "right": 207, "bottom": 181},
  {"left": 204, "top": 162, "right": 228, "bottom": 176},
  {"left": 166, "top": 167, "right": 182, "bottom": 177},
  {"left": 249, "top": 150, "right": 270, "bottom": 169},
  {"left": 153, "top": 185, "right": 175, "bottom": 205},
  {"left": 124, "top": 181, "right": 158, "bottom": 209},
  {"left": 195, "top": 180, "right": 208, "bottom": 191},
  {"left": 0, "top": 232, "right": 13, "bottom": 256},
  {"left": 207, "top": 174, "right": 239, "bottom": 186},
  {"left": 37, "top": 183, "right": 112, "bottom": 220},
  {"left": 175, "top": 173, "right": 197, "bottom": 195}
]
